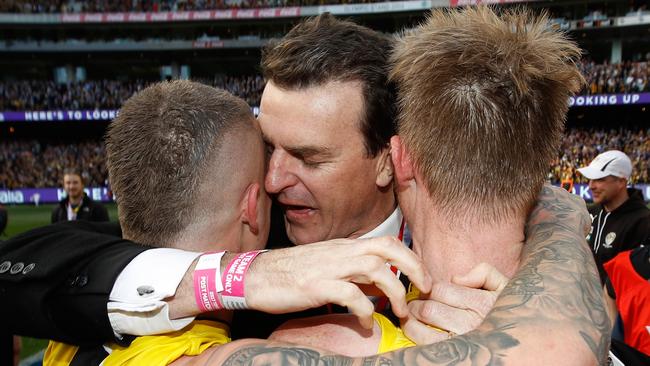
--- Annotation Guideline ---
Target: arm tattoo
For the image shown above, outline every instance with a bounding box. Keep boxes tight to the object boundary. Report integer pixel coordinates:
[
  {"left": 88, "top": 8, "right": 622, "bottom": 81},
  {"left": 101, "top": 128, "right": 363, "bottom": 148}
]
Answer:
[{"left": 220, "top": 186, "right": 609, "bottom": 366}]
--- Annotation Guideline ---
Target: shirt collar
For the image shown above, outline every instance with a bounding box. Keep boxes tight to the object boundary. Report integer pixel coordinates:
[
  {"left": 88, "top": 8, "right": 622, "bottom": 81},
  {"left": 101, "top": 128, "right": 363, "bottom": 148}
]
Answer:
[{"left": 359, "top": 207, "right": 403, "bottom": 239}]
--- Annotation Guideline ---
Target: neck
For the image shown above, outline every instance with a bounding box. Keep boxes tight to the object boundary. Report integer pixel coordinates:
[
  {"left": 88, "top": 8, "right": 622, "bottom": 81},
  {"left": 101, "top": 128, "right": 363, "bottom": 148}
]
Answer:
[
  {"left": 69, "top": 194, "right": 83, "bottom": 205},
  {"left": 174, "top": 217, "right": 241, "bottom": 253},
  {"left": 348, "top": 190, "right": 397, "bottom": 239},
  {"left": 604, "top": 189, "right": 629, "bottom": 212},
  {"left": 412, "top": 201, "right": 524, "bottom": 283}
]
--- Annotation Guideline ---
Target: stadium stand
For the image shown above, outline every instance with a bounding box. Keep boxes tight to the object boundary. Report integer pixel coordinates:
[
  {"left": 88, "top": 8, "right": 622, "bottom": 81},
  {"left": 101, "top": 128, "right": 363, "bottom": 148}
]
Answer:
[
  {"left": 0, "top": 140, "right": 107, "bottom": 189},
  {"left": 0, "top": 0, "right": 386, "bottom": 13},
  {"left": 0, "top": 75, "right": 264, "bottom": 110},
  {"left": 0, "top": 61, "right": 647, "bottom": 111},
  {"left": 1, "top": 127, "right": 649, "bottom": 190},
  {"left": 581, "top": 60, "right": 649, "bottom": 94}
]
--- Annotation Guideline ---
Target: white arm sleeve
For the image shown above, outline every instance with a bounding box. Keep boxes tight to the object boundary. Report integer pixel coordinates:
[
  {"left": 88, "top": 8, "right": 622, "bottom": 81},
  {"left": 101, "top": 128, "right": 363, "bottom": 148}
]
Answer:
[{"left": 107, "top": 248, "right": 201, "bottom": 336}]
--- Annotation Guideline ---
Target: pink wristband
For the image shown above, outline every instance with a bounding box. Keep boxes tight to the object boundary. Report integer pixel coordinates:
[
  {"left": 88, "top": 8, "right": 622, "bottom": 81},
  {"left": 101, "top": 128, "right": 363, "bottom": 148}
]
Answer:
[
  {"left": 221, "top": 250, "right": 266, "bottom": 310},
  {"left": 193, "top": 251, "right": 226, "bottom": 312}
]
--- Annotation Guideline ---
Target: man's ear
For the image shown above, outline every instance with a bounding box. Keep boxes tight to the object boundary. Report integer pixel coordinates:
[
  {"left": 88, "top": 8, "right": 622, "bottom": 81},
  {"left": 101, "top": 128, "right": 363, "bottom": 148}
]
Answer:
[
  {"left": 242, "top": 183, "right": 260, "bottom": 235},
  {"left": 390, "top": 135, "right": 415, "bottom": 188},
  {"left": 375, "top": 145, "right": 394, "bottom": 188}
]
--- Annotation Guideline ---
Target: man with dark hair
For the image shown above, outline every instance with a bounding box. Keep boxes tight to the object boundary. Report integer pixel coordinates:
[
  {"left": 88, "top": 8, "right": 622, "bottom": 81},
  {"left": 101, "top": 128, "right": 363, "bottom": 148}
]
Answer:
[
  {"left": 259, "top": 13, "right": 398, "bottom": 246},
  {"left": 51, "top": 168, "right": 109, "bottom": 223}
]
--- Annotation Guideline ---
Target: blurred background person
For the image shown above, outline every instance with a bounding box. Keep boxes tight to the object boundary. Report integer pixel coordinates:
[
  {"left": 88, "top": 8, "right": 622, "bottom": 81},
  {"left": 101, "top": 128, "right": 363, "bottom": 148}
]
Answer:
[
  {"left": 578, "top": 150, "right": 650, "bottom": 283},
  {"left": 51, "top": 167, "right": 109, "bottom": 223},
  {"left": 603, "top": 242, "right": 650, "bottom": 363}
]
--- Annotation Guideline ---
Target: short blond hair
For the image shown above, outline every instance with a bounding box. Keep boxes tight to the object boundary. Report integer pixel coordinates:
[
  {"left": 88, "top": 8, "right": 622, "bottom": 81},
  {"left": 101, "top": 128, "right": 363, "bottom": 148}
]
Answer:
[
  {"left": 391, "top": 6, "right": 584, "bottom": 221},
  {"left": 107, "top": 80, "right": 253, "bottom": 246}
]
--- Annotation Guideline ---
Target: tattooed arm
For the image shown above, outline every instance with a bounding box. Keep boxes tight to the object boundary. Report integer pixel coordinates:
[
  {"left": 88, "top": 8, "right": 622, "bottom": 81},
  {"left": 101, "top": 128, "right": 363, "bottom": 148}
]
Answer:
[{"left": 174, "top": 186, "right": 610, "bottom": 366}]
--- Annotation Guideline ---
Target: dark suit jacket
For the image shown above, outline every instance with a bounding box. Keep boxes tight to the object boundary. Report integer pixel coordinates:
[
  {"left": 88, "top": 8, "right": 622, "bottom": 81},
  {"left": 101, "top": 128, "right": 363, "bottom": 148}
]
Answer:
[
  {"left": 0, "top": 201, "right": 300, "bottom": 345},
  {"left": 51, "top": 194, "right": 110, "bottom": 224},
  {"left": 0, "top": 221, "right": 149, "bottom": 345}
]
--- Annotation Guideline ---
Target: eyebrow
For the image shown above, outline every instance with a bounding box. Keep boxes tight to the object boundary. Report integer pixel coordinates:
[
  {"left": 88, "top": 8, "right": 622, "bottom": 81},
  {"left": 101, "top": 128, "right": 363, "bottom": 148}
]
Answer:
[
  {"left": 285, "top": 145, "right": 333, "bottom": 159},
  {"left": 262, "top": 133, "right": 333, "bottom": 159}
]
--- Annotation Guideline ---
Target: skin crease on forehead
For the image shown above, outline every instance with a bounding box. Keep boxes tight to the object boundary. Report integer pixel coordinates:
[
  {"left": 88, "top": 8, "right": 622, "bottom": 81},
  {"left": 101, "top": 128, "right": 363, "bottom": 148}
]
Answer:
[{"left": 258, "top": 80, "right": 395, "bottom": 245}]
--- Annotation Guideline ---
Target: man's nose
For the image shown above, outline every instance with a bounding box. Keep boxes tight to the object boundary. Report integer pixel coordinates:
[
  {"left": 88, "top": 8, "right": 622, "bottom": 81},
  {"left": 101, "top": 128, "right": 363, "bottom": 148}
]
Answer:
[{"left": 265, "top": 150, "right": 299, "bottom": 194}]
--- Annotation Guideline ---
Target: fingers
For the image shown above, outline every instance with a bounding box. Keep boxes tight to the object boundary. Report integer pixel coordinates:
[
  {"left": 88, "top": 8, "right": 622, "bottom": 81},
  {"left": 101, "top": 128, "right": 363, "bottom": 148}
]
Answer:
[
  {"left": 358, "top": 236, "right": 433, "bottom": 293},
  {"left": 408, "top": 298, "right": 482, "bottom": 335},
  {"left": 451, "top": 262, "right": 508, "bottom": 292},
  {"left": 365, "top": 264, "right": 408, "bottom": 318},
  {"left": 400, "top": 313, "right": 451, "bottom": 345},
  {"left": 319, "top": 280, "right": 375, "bottom": 330},
  {"left": 426, "top": 281, "right": 496, "bottom": 316}
]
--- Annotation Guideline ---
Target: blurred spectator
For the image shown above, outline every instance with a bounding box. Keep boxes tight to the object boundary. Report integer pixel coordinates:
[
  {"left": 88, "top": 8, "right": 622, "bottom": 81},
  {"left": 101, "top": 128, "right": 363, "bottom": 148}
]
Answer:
[
  {"left": 0, "top": 76, "right": 264, "bottom": 110},
  {"left": 576, "top": 150, "right": 650, "bottom": 284},
  {"left": 604, "top": 245, "right": 650, "bottom": 360},
  {"left": 51, "top": 166, "right": 109, "bottom": 222}
]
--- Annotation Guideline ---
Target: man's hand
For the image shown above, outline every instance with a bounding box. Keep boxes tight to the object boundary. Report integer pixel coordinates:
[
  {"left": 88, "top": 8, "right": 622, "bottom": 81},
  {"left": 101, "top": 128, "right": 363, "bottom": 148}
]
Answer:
[
  {"left": 401, "top": 263, "right": 508, "bottom": 344},
  {"left": 245, "top": 236, "right": 432, "bottom": 329}
]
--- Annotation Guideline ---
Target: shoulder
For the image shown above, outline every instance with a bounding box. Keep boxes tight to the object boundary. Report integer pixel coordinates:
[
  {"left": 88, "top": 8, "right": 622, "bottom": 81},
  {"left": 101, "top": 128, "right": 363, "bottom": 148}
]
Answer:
[{"left": 269, "top": 313, "right": 381, "bottom": 357}]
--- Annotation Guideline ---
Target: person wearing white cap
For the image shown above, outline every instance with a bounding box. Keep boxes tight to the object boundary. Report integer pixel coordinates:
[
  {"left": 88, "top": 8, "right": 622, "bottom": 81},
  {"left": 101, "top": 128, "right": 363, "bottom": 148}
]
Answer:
[{"left": 578, "top": 149, "right": 650, "bottom": 283}]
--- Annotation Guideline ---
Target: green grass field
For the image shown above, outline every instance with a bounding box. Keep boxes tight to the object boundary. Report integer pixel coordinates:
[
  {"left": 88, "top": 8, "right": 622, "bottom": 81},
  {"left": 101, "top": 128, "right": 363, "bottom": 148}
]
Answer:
[{"left": 1, "top": 203, "right": 118, "bottom": 361}]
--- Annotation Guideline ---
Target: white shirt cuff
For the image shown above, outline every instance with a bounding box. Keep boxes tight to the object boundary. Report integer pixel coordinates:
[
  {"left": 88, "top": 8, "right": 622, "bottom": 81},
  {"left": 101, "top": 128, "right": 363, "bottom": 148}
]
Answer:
[{"left": 107, "top": 248, "right": 201, "bottom": 335}]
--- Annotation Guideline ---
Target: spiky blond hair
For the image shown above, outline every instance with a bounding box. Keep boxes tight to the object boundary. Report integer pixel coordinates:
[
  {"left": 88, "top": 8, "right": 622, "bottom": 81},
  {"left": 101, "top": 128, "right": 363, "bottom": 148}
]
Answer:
[{"left": 391, "top": 6, "right": 584, "bottom": 222}]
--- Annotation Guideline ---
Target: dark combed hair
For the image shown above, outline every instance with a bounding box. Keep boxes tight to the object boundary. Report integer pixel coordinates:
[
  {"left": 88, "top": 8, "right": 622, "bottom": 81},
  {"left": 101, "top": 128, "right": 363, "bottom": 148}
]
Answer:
[
  {"left": 261, "top": 13, "right": 396, "bottom": 157},
  {"left": 391, "top": 6, "right": 584, "bottom": 222},
  {"left": 107, "top": 80, "right": 253, "bottom": 246}
]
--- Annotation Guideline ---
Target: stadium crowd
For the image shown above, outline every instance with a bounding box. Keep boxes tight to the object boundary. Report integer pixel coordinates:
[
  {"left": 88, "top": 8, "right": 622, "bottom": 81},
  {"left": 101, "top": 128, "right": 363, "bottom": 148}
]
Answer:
[
  {"left": 1, "top": 61, "right": 648, "bottom": 112},
  {"left": 550, "top": 127, "right": 650, "bottom": 185},
  {"left": 0, "top": 140, "right": 107, "bottom": 189},
  {"left": 2, "top": 127, "right": 649, "bottom": 189},
  {"left": 0, "top": 75, "right": 264, "bottom": 111},
  {"left": 581, "top": 59, "right": 650, "bottom": 94},
  {"left": 1, "top": 0, "right": 384, "bottom": 13}
]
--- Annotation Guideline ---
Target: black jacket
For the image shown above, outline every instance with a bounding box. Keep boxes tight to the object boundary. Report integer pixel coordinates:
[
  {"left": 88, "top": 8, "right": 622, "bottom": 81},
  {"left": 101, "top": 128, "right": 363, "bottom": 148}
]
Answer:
[
  {"left": 0, "top": 221, "right": 148, "bottom": 345},
  {"left": 587, "top": 188, "right": 650, "bottom": 283},
  {"left": 51, "top": 193, "right": 110, "bottom": 223},
  {"left": 0, "top": 202, "right": 290, "bottom": 344}
]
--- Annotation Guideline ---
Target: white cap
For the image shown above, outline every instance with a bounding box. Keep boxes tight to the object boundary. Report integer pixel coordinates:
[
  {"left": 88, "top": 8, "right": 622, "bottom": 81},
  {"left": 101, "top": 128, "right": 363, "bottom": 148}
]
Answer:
[{"left": 577, "top": 150, "right": 632, "bottom": 180}]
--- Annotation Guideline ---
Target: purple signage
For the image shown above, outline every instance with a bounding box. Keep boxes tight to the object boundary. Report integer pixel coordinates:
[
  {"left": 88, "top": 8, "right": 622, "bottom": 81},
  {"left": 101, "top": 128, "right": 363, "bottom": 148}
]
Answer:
[
  {"left": 569, "top": 92, "right": 650, "bottom": 107},
  {"left": 0, "top": 110, "right": 119, "bottom": 122},
  {"left": 0, "top": 187, "right": 113, "bottom": 204},
  {"left": 0, "top": 108, "right": 262, "bottom": 121}
]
